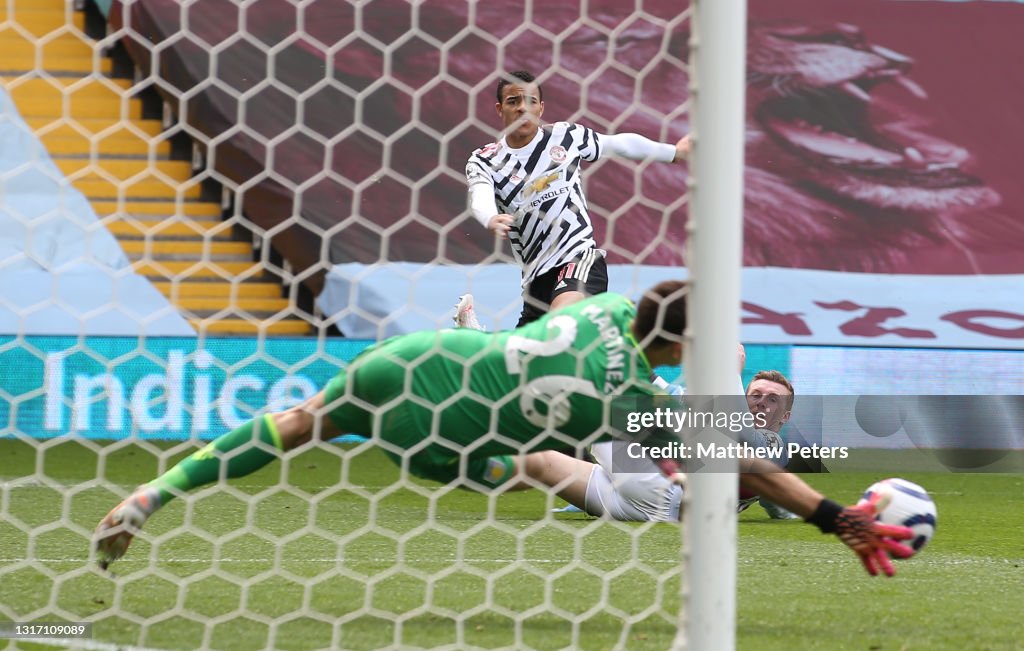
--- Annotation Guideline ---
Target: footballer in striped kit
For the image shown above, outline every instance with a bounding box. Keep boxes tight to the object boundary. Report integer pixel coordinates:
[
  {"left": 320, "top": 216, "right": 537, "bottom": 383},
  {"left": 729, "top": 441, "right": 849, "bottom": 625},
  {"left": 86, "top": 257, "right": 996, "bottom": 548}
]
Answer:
[{"left": 466, "top": 70, "right": 690, "bottom": 327}]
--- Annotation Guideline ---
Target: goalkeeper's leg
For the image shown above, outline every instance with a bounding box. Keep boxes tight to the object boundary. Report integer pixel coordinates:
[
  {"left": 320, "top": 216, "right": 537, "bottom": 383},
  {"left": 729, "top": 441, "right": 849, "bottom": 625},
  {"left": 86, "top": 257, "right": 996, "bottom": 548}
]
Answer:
[{"left": 94, "top": 387, "right": 345, "bottom": 569}]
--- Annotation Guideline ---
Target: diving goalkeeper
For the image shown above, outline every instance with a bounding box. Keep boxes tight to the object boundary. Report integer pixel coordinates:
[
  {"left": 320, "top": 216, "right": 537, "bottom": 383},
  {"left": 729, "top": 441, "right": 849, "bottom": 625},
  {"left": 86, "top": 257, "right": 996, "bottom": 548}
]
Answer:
[{"left": 94, "top": 281, "right": 913, "bottom": 577}]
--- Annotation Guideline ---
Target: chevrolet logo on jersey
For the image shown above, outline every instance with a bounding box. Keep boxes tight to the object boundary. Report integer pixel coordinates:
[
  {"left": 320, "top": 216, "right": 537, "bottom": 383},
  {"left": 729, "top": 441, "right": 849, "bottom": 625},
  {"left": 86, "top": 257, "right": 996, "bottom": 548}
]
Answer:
[{"left": 523, "top": 171, "right": 561, "bottom": 198}]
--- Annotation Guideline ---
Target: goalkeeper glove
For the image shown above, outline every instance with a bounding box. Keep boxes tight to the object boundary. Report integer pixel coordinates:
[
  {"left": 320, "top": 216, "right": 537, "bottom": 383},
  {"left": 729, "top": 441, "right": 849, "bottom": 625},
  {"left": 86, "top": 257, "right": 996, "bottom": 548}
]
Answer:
[
  {"left": 806, "top": 496, "right": 915, "bottom": 577},
  {"left": 94, "top": 486, "right": 161, "bottom": 570}
]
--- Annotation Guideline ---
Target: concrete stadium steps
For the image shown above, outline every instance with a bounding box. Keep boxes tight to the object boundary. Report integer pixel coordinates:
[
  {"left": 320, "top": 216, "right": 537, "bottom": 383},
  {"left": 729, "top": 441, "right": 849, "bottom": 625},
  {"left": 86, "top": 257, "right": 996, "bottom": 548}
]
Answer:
[
  {"left": 176, "top": 296, "right": 293, "bottom": 313},
  {"left": 24, "top": 113, "right": 162, "bottom": 132},
  {"left": 189, "top": 318, "right": 312, "bottom": 335},
  {"left": 42, "top": 132, "right": 172, "bottom": 156},
  {"left": 55, "top": 157, "right": 193, "bottom": 178},
  {"left": 150, "top": 280, "right": 306, "bottom": 337},
  {"left": 5, "top": 77, "right": 134, "bottom": 99},
  {"left": 120, "top": 239, "right": 254, "bottom": 260},
  {"left": 106, "top": 216, "right": 231, "bottom": 237},
  {"left": 9, "top": 89, "right": 142, "bottom": 119},
  {"left": 0, "top": 29, "right": 98, "bottom": 57},
  {"left": 2, "top": 2, "right": 312, "bottom": 336},
  {"left": 195, "top": 318, "right": 311, "bottom": 335},
  {"left": 151, "top": 281, "right": 286, "bottom": 299},
  {"left": 132, "top": 259, "right": 264, "bottom": 278},
  {"left": 72, "top": 176, "right": 204, "bottom": 200},
  {"left": 24, "top": 117, "right": 166, "bottom": 137},
  {"left": 22, "top": 82, "right": 170, "bottom": 156},
  {"left": 14, "top": 93, "right": 144, "bottom": 119},
  {"left": 0, "top": 7, "right": 86, "bottom": 36},
  {"left": 95, "top": 201, "right": 222, "bottom": 218},
  {"left": 1, "top": 55, "right": 112, "bottom": 76}
]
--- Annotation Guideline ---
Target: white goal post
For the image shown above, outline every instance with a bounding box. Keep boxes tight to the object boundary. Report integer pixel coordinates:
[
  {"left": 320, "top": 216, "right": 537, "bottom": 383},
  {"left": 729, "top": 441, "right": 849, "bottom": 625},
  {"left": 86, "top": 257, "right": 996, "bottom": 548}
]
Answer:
[{"left": 682, "top": 1, "right": 747, "bottom": 650}]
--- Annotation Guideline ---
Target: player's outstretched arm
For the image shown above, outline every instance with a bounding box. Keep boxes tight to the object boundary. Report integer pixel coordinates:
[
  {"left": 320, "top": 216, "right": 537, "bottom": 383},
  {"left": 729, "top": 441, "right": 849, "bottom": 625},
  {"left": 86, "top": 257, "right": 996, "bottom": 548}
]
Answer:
[
  {"left": 599, "top": 132, "right": 678, "bottom": 163},
  {"left": 654, "top": 456, "right": 914, "bottom": 576},
  {"left": 597, "top": 131, "right": 691, "bottom": 164}
]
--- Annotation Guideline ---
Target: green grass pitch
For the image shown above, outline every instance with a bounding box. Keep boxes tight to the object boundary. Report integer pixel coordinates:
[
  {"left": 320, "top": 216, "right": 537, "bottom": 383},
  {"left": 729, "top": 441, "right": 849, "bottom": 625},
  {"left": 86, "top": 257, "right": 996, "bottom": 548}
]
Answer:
[{"left": 1, "top": 439, "right": 1022, "bottom": 651}]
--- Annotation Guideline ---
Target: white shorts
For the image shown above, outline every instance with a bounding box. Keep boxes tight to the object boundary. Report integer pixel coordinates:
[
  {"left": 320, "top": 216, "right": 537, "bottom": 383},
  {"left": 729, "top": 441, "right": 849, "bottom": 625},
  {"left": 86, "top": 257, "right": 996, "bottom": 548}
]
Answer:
[{"left": 583, "top": 465, "right": 682, "bottom": 522}]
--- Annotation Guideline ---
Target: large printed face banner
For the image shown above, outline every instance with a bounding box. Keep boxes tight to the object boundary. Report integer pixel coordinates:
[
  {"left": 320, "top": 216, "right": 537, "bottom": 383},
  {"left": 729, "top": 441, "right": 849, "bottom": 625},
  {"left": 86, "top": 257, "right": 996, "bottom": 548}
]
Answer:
[
  {"left": 109, "top": 0, "right": 1024, "bottom": 347},
  {"left": 742, "top": 0, "right": 1022, "bottom": 276}
]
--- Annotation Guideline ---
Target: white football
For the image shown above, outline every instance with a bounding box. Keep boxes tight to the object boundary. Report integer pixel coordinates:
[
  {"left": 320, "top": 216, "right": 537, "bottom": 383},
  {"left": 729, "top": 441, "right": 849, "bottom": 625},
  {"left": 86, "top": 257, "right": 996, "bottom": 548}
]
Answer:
[{"left": 860, "top": 478, "right": 937, "bottom": 554}]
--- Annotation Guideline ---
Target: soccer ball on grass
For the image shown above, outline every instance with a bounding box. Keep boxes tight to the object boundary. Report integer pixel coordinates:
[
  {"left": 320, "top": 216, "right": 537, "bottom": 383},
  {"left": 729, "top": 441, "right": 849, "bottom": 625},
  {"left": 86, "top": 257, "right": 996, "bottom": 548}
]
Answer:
[{"left": 860, "top": 478, "right": 937, "bottom": 554}]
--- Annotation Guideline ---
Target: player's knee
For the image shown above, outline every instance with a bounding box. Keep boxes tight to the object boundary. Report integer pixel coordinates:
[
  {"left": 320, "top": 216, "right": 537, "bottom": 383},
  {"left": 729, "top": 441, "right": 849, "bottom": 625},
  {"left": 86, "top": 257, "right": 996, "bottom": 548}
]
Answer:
[{"left": 522, "top": 450, "right": 563, "bottom": 484}]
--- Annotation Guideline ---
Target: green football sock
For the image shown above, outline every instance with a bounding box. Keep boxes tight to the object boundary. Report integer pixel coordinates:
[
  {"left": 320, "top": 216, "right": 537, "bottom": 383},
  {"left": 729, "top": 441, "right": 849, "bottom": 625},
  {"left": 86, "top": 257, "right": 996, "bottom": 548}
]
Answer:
[{"left": 146, "top": 414, "right": 285, "bottom": 505}]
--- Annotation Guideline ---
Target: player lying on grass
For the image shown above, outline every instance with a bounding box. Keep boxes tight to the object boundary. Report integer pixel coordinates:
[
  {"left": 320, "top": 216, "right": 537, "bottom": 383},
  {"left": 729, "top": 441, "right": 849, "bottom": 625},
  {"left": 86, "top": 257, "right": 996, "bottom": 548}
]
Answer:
[
  {"left": 737, "top": 371, "right": 799, "bottom": 519},
  {"left": 517, "top": 369, "right": 797, "bottom": 522},
  {"left": 94, "top": 281, "right": 913, "bottom": 577}
]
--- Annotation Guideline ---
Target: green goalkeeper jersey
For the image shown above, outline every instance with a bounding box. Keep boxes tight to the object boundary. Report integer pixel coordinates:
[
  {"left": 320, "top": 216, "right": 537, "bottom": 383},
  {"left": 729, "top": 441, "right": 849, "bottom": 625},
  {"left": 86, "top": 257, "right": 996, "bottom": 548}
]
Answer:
[{"left": 323, "top": 292, "right": 661, "bottom": 483}]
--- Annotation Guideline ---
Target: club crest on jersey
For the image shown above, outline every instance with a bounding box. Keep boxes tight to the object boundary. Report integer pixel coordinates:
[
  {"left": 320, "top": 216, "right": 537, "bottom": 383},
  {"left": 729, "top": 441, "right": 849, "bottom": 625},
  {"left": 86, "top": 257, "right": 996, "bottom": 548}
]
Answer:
[
  {"left": 548, "top": 145, "right": 567, "bottom": 162},
  {"left": 478, "top": 142, "right": 500, "bottom": 157}
]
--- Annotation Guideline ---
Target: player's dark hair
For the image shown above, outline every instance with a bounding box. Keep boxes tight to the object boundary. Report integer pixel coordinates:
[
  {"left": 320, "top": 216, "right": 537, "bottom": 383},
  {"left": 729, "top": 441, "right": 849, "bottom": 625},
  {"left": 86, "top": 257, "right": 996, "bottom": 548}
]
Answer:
[
  {"left": 634, "top": 280, "right": 688, "bottom": 349},
  {"left": 496, "top": 70, "right": 543, "bottom": 103},
  {"left": 748, "top": 370, "right": 795, "bottom": 412}
]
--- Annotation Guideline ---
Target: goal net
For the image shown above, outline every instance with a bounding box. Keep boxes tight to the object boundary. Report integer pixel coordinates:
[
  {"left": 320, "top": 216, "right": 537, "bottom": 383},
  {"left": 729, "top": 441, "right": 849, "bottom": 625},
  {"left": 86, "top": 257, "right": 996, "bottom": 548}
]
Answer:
[{"left": 0, "top": 1, "right": 719, "bottom": 649}]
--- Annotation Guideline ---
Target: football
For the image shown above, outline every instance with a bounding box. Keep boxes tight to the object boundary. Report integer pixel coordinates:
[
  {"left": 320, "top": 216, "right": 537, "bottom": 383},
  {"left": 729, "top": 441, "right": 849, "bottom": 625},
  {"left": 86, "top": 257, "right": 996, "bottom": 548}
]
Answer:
[{"left": 860, "top": 478, "right": 938, "bottom": 554}]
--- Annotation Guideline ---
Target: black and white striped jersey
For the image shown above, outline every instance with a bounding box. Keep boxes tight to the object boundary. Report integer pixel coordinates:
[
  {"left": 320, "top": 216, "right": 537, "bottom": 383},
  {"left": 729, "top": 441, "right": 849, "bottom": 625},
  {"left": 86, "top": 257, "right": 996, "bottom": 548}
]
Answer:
[{"left": 466, "top": 122, "right": 606, "bottom": 285}]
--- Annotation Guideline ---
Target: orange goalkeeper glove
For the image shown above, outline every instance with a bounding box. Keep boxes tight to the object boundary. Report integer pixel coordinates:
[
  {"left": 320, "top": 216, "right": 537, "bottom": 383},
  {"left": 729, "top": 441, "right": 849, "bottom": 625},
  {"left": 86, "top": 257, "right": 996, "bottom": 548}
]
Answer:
[{"left": 806, "top": 496, "right": 915, "bottom": 577}]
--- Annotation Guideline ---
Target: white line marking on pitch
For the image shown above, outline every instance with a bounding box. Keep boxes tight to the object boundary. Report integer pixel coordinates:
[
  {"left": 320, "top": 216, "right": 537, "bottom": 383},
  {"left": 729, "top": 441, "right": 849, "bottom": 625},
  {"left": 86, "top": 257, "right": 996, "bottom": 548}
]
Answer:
[
  {"left": 0, "top": 556, "right": 680, "bottom": 565},
  {"left": 30, "top": 638, "right": 166, "bottom": 651},
  {"left": 4, "top": 556, "right": 1021, "bottom": 567}
]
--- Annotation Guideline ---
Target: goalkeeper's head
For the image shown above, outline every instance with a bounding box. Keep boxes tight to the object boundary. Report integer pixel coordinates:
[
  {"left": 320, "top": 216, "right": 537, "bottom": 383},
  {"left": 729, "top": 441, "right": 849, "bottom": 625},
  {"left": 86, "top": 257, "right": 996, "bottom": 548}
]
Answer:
[{"left": 633, "top": 280, "right": 688, "bottom": 365}]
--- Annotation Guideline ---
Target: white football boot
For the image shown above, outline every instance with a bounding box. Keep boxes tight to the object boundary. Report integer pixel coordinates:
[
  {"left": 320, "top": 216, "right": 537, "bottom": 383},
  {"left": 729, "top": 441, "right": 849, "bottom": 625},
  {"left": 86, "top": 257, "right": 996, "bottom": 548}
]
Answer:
[
  {"left": 452, "top": 294, "right": 485, "bottom": 331},
  {"left": 760, "top": 498, "right": 800, "bottom": 520}
]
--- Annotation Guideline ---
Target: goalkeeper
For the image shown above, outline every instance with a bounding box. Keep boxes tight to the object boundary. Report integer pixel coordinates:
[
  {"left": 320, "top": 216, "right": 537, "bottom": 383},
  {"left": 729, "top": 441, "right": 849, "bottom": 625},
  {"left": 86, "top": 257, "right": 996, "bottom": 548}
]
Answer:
[{"left": 94, "top": 281, "right": 913, "bottom": 577}]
